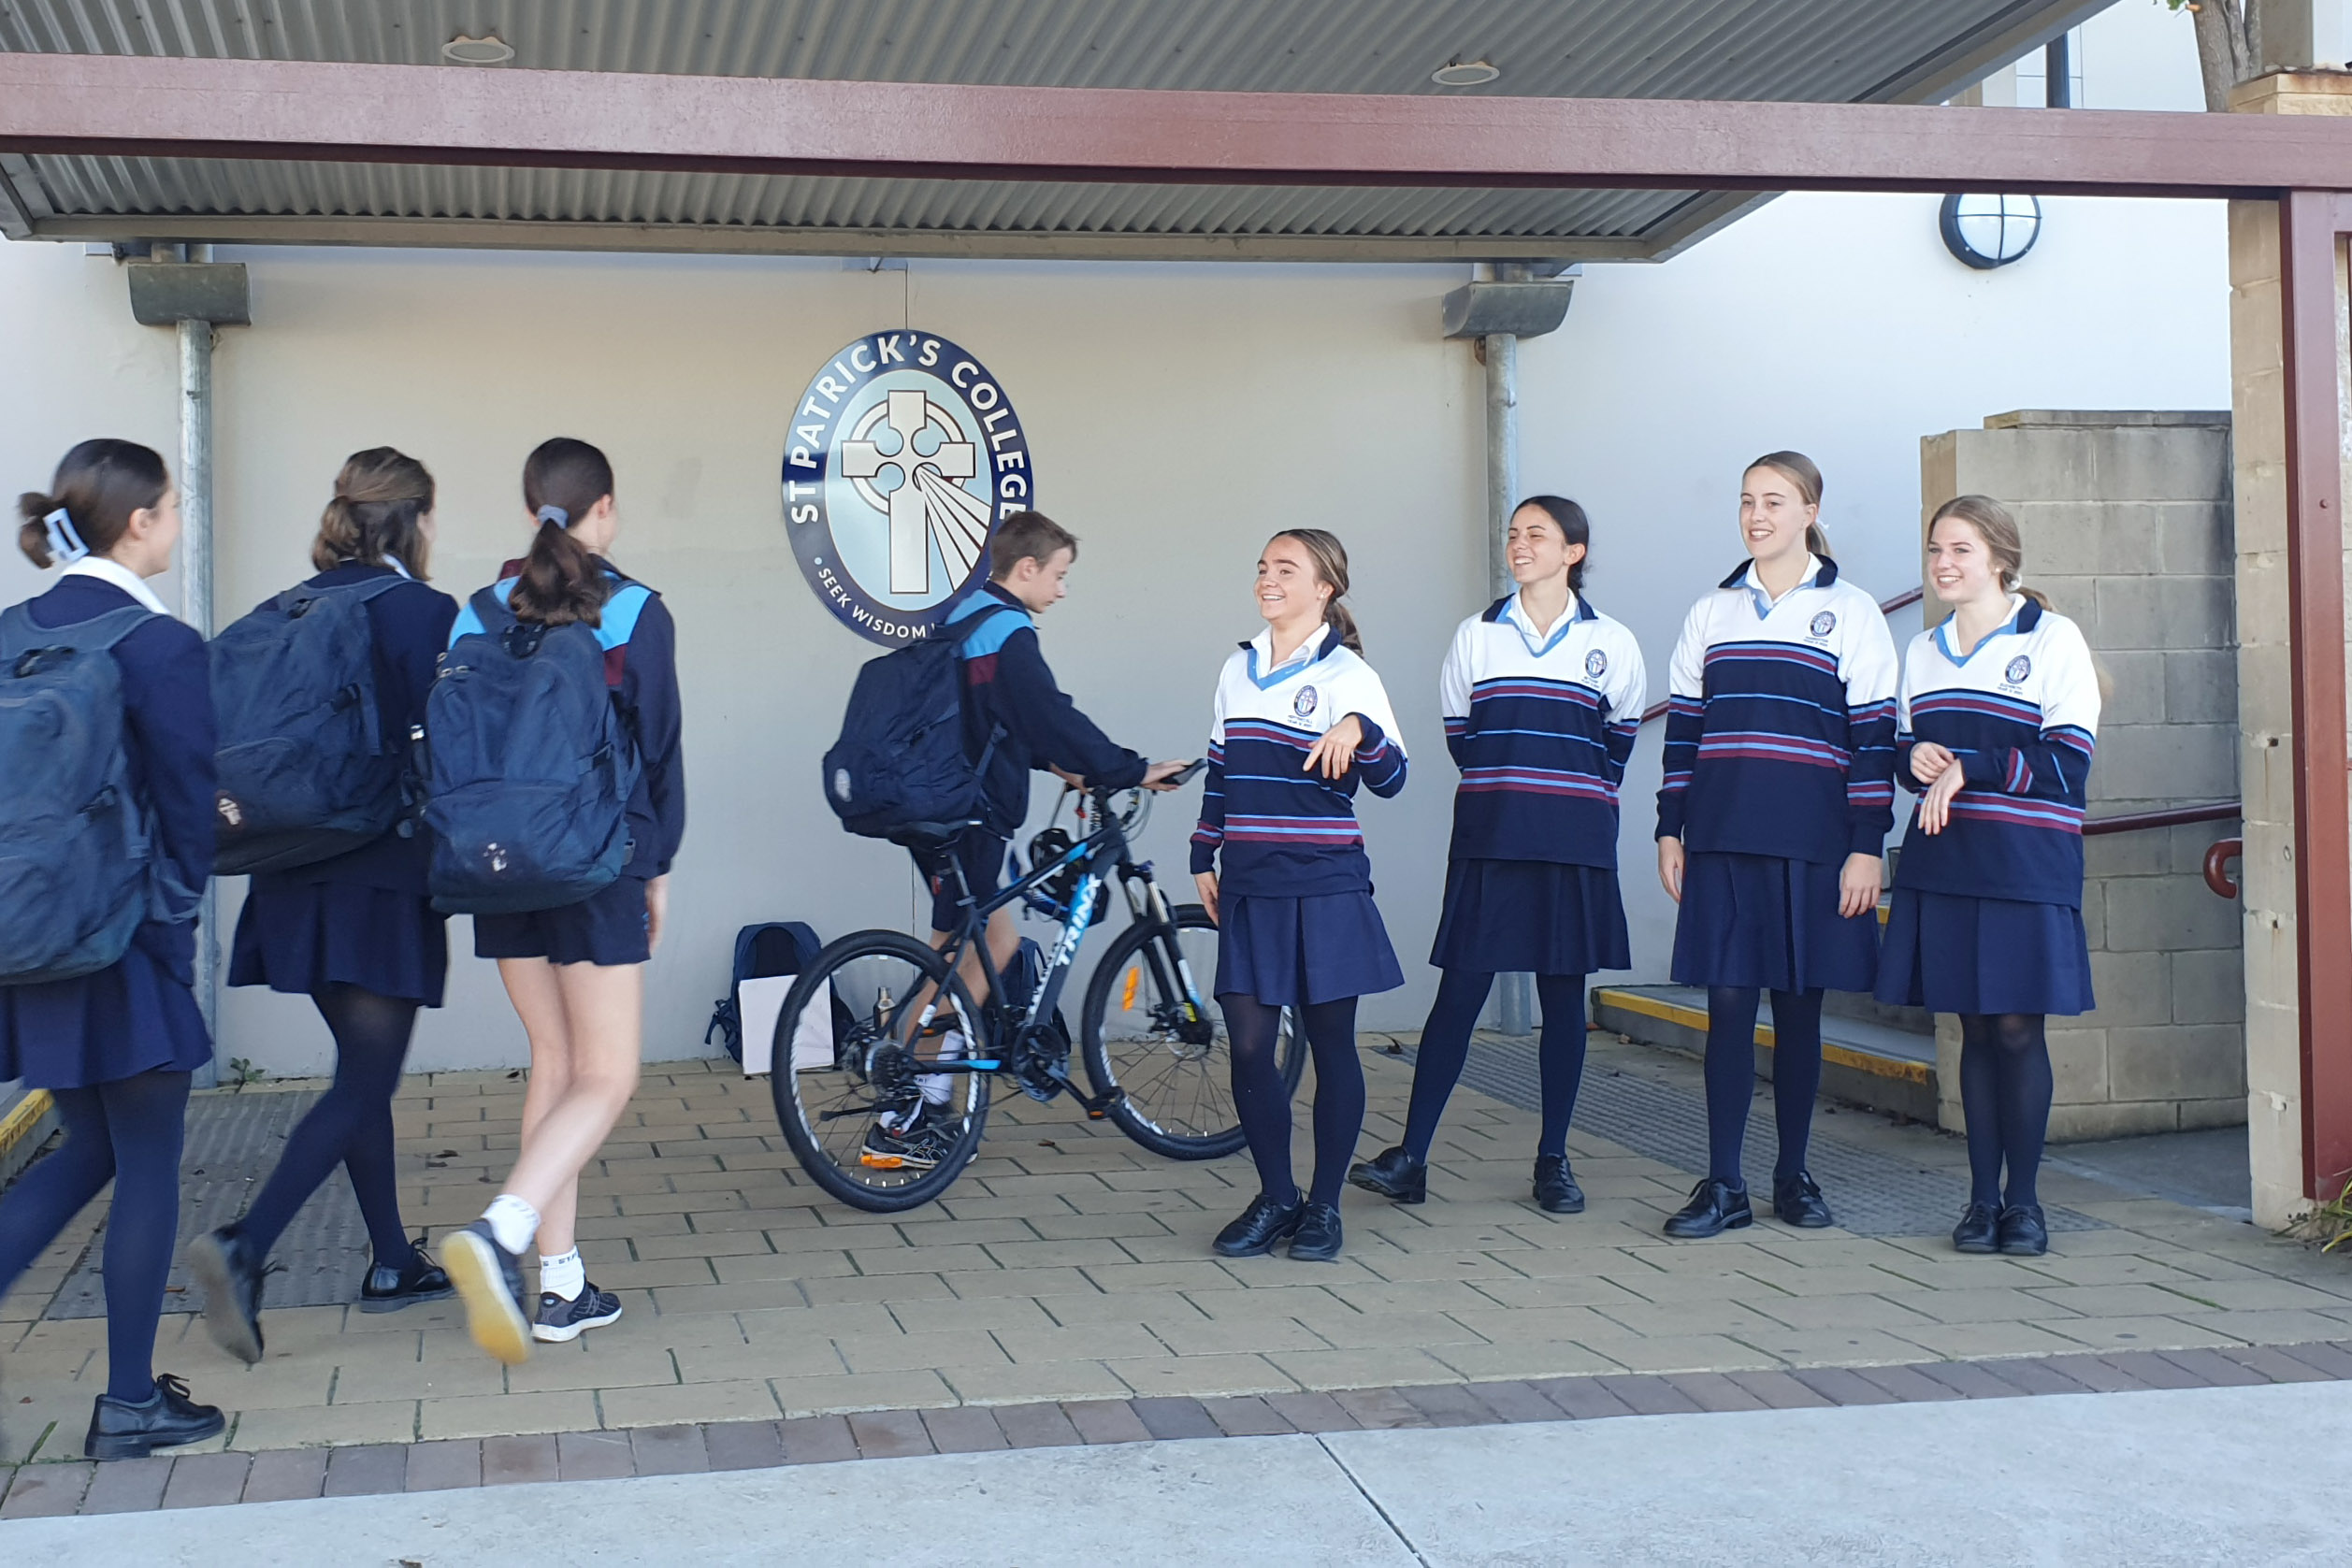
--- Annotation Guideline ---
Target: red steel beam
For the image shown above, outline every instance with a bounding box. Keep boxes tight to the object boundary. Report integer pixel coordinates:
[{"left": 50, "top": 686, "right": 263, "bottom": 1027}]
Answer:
[
  {"left": 4, "top": 51, "right": 2352, "bottom": 198},
  {"left": 2281, "top": 189, "right": 2352, "bottom": 1201}
]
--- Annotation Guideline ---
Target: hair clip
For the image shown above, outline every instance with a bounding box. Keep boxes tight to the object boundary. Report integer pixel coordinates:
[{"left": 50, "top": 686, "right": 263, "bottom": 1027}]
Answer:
[
  {"left": 41, "top": 507, "right": 90, "bottom": 565},
  {"left": 535, "top": 504, "right": 570, "bottom": 529}
]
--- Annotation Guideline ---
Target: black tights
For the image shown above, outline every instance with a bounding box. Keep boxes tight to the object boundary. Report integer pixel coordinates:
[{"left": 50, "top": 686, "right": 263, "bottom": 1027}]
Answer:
[
  {"left": 1958, "top": 1012, "right": 2052, "bottom": 1209},
  {"left": 1403, "top": 971, "right": 1588, "bottom": 1163},
  {"left": 0, "top": 1069, "right": 191, "bottom": 1402},
  {"left": 238, "top": 984, "right": 421, "bottom": 1270},
  {"left": 1703, "top": 986, "right": 1824, "bottom": 1187},
  {"left": 1223, "top": 995, "right": 1364, "bottom": 1208}
]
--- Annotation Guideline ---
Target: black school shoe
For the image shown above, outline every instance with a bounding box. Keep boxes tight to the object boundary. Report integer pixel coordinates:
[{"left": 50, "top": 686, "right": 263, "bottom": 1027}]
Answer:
[
  {"left": 443, "top": 1220, "right": 533, "bottom": 1365},
  {"left": 1997, "top": 1203, "right": 2050, "bottom": 1257},
  {"left": 188, "top": 1226, "right": 267, "bottom": 1366},
  {"left": 1212, "top": 1193, "right": 1306, "bottom": 1258},
  {"left": 534, "top": 1283, "right": 625, "bottom": 1344},
  {"left": 1348, "top": 1146, "right": 1427, "bottom": 1204},
  {"left": 85, "top": 1374, "right": 224, "bottom": 1460},
  {"left": 360, "top": 1248, "right": 456, "bottom": 1314},
  {"left": 1288, "top": 1201, "right": 1344, "bottom": 1262},
  {"left": 1772, "top": 1170, "right": 1835, "bottom": 1230},
  {"left": 1663, "top": 1177, "right": 1753, "bottom": 1238},
  {"left": 1532, "top": 1155, "right": 1585, "bottom": 1215},
  {"left": 1952, "top": 1201, "right": 2002, "bottom": 1255}
]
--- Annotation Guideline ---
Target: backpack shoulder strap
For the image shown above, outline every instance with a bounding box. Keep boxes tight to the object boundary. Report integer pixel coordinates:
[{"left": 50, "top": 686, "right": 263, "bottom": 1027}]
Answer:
[
  {"left": 277, "top": 572, "right": 414, "bottom": 617},
  {"left": 947, "top": 602, "right": 1029, "bottom": 655},
  {"left": 0, "top": 602, "right": 155, "bottom": 664}
]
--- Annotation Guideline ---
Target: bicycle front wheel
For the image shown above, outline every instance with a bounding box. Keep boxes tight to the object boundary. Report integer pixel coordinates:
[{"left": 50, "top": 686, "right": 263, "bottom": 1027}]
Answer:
[
  {"left": 770, "top": 929, "right": 990, "bottom": 1212},
  {"left": 1080, "top": 903, "right": 1304, "bottom": 1159}
]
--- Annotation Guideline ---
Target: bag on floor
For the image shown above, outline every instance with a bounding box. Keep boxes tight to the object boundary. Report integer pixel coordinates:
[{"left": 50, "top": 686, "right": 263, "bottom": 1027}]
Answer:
[
  {"left": 209, "top": 575, "right": 412, "bottom": 875},
  {"left": 819, "top": 606, "right": 1021, "bottom": 839},
  {"left": 421, "top": 586, "right": 642, "bottom": 915},
  {"left": 0, "top": 604, "right": 166, "bottom": 985},
  {"left": 708, "top": 921, "right": 849, "bottom": 1074}
]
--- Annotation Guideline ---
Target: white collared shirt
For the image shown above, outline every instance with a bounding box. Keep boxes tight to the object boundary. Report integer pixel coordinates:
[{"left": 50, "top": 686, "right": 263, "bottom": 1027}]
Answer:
[{"left": 61, "top": 554, "right": 174, "bottom": 617}]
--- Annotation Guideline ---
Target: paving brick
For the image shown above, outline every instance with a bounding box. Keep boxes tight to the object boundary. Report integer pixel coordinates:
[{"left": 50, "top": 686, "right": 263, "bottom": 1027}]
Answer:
[
  {"left": 1723, "top": 1370, "right": 1836, "bottom": 1410},
  {"left": 239, "top": 1448, "right": 328, "bottom": 1503},
  {"left": 1063, "top": 1399, "right": 1153, "bottom": 1444},
  {"left": 777, "top": 1416, "right": 859, "bottom": 1464},
  {"left": 2153, "top": 1347, "right": 2272, "bottom": 1388},
  {"left": 2032, "top": 1354, "right": 2157, "bottom": 1393},
  {"left": 2274, "top": 1340, "right": 2352, "bottom": 1378},
  {"left": 2099, "top": 1351, "right": 2205, "bottom": 1389},
  {"left": 1789, "top": 1367, "right": 1899, "bottom": 1406},
  {"left": 0, "top": 1461, "right": 94, "bottom": 1518},
  {"left": 404, "top": 1440, "right": 482, "bottom": 1492},
  {"left": 1661, "top": 1373, "right": 1770, "bottom": 1412},
  {"left": 1457, "top": 1381, "right": 1565, "bottom": 1424},
  {"left": 1392, "top": 1383, "right": 1498, "bottom": 1428},
  {"left": 704, "top": 1419, "right": 786, "bottom": 1471},
  {"left": 1530, "top": 1377, "right": 1637, "bottom": 1420},
  {"left": 2215, "top": 1345, "right": 2337, "bottom": 1384},
  {"left": 626, "top": 1425, "right": 710, "bottom": 1476},
  {"left": 1260, "top": 1390, "right": 1362, "bottom": 1433},
  {"left": 1850, "top": 1365, "right": 1967, "bottom": 1403},
  {"left": 324, "top": 1444, "right": 411, "bottom": 1498},
  {"left": 1196, "top": 1396, "right": 1295, "bottom": 1436},
  {"left": 993, "top": 1403, "right": 1085, "bottom": 1448},
  {"left": 1329, "top": 1388, "right": 1433, "bottom": 1430},
  {"left": 848, "top": 1409, "right": 935, "bottom": 1459},
  {"left": 1593, "top": 1375, "right": 1703, "bottom": 1416},
  {"left": 480, "top": 1433, "right": 559, "bottom": 1486},
  {"left": 918, "top": 1406, "right": 1009, "bottom": 1453},
  {"left": 79, "top": 1456, "right": 171, "bottom": 1514},
  {"left": 1912, "top": 1360, "right": 2031, "bottom": 1399},
  {"left": 159, "top": 1452, "right": 251, "bottom": 1510},
  {"left": 1128, "top": 1396, "right": 1223, "bottom": 1440},
  {"left": 556, "top": 1430, "right": 636, "bottom": 1481}
]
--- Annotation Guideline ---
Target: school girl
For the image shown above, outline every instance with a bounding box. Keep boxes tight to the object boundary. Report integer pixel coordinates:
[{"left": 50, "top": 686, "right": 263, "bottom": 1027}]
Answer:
[
  {"left": 1349, "top": 497, "right": 1643, "bottom": 1214},
  {"left": 0, "top": 440, "right": 224, "bottom": 1458},
  {"left": 1191, "top": 529, "right": 1407, "bottom": 1263},
  {"left": 189, "top": 450, "right": 460, "bottom": 1363},
  {"left": 1878, "top": 496, "right": 2099, "bottom": 1258},
  {"left": 442, "top": 438, "right": 685, "bottom": 1363},
  {"left": 1654, "top": 452, "right": 1897, "bottom": 1238}
]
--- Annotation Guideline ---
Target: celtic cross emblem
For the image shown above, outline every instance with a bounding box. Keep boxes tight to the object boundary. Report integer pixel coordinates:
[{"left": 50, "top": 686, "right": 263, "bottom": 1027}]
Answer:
[{"left": 839, "top": 390, "right": 986, "bottom": 594}]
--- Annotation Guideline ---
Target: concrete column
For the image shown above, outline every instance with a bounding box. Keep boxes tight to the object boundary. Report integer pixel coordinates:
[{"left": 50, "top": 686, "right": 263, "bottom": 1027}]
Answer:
[{"left": 2225, "top": 71, "right": 2352, "bottom": 1226}]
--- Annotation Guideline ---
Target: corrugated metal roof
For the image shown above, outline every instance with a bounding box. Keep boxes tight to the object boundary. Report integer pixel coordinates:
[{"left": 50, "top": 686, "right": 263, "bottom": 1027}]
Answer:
[{"left": 0, "top": 1, "right": 2105, "bottom": 259}]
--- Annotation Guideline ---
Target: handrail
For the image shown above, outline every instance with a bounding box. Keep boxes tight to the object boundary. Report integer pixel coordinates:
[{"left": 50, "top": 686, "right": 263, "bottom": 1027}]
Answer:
[
  {"left": 1636, "top": 583, "right": 1924, "bottom": 725},
  {"left": 2205, "top": 837, "right": 2244, "bottom": 899},
  {"left": 2081, "top": 802, "right": 2241, "bottom": 837}
]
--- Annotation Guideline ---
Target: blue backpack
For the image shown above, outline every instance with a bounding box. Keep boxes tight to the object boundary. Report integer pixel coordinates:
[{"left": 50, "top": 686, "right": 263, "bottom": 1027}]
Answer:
[
  {"left": 422, "top": 583, "right": 645, "bottom": 915},
  {"left": 209, "top": 575, "right": 412, "bottom": 876},
  {"left": 821, "top": 605, "right": 1021, "bottom": 840},
  {"left": 705, "top": 920, "right": 824, "bottom": 1062},
  {"left": 0, "top": 604, "right": 170, "bottom": 985}
]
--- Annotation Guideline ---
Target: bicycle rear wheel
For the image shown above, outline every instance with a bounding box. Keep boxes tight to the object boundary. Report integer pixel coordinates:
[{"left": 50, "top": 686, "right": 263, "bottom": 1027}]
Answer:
[
  {"left": 770, "top": 929, "right": 990, "bottom": 1212},
  {"left": 1079, "top": 903, "right": 1305, "bottom": 1159}
]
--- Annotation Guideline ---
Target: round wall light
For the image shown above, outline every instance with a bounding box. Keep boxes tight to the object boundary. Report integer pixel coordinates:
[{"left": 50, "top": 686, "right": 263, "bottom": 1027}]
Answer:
[
  {"left": 1431, "top": 59, "right": 1502, "bottom": 87},
  {"left": 442, "top": 34, "right": 516, "bottom": 65},
  {"left": 1940, "top": 193, "right": 2042, "bottom": 270}
]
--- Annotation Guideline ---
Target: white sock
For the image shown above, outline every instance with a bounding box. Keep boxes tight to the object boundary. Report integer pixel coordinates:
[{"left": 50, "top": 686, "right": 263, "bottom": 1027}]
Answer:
[
  {"left": 917, "top": 1029, "right": 967, "bottom": 1108},
  {"left": 481, "top": 1194, "right": 540, "bottom": 1256},
  {"left": 539, "top": 1247, "right": 584, "bottom": 1302}
]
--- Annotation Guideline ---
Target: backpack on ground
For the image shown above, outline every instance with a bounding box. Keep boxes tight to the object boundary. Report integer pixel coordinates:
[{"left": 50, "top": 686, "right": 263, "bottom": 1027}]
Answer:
[
  {"left": 706, "top": 921, "right": 822, "bottom": 1061},
  {"left": 707, "top": 921, "right": 855, "bottom": 1074},
  {"left": 209, "top": 575, "right": 412, "bottom": 876},
  {"left": 820, "top": 606, "right": 1021, "bottom": 840},
  {"left": 0, "top": 604, "right": 168, "bottom": 985},
  {"left": 421, "top": 585, "right": 642, "bottom": 915}
]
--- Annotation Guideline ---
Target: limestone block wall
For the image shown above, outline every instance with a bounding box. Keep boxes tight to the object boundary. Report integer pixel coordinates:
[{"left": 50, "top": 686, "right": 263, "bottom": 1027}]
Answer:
[{"left": 1921, "top": 410, "right": 2243, "bottom": 1143}]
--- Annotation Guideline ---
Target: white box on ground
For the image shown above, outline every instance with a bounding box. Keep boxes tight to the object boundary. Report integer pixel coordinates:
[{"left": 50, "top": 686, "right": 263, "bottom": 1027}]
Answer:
[{"left": 736, "top": 974, "right": 833, "bottom": 1076}]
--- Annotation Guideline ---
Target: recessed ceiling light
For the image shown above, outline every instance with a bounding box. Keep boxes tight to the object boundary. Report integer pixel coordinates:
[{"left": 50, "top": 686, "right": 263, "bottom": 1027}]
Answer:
[
  {"left": 442, "top": 35, "right": 515, "bottom": 65},
  {"left": 1431, "top": 59, "right": 1501, "bottom": 88}
]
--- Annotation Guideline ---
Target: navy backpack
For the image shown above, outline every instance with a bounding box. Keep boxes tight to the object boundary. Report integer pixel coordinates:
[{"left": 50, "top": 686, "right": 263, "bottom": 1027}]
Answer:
[
  {"left": 706, "top": 921, "right": 824, "bottom": 1062},
  {"left": 0, "top": 604, "right": 174, "bottom": 985},
  {"left": 820, "top": 606, "right": 1021, "bottom": 840},
  {"left": 209, "top": 575, "right": 412, "bottom": 875},
  {"left": 422, "top": 584, "right": 642, "bottom": 915}
]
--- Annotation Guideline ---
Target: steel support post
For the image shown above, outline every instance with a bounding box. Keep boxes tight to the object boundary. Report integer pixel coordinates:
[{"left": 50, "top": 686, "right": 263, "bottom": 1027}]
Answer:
[
  {"left": 179, "top": 314, "right": 220, "bottom": 1081},
  {"left": 1482, "top": 327, "right": 1534, "bottom": 1038}
]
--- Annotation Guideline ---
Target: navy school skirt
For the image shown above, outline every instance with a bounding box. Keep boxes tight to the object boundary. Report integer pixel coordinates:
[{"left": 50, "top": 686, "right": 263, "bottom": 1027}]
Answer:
[
  {"left": 1216, "top": 890, "right": 1405, "bottom": 1008},
  {"left": 230, "top": 879, "right": 450, "bottom": 1008},
  {"left": 1670, "top": 850, "right": 1880, "bottom": 995},
  {"left": 0, "top": 925, "right": 212, "bottom": 1091},
  {"left": 1431, "top": 858, "right": 1630, "bottom": 976},
  {"left": 1876, "top": 887, "right": 2096, "bottom": 1017},
  {"left": 474, "top": 874, "right": 651, "bottom": 968}
]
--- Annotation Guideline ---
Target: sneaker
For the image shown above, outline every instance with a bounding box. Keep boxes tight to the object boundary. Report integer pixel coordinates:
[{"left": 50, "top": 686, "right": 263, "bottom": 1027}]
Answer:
[
  {"left": 444, "top": 1219, "right": 533, "bottom": 1366},
  {"left": 533, "top": 1282, "right": 624, "bottom": 1344},
  {"left": 861, "top": 1111, "right": 957, "bottom": 1170}
]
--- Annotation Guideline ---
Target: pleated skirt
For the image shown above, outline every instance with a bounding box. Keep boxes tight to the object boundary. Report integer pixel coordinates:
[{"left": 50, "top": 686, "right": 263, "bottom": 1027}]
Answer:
[
  {"left": 1430, "top": 858, "right": 1631, "bottom": 976},
  {"left": 230, "top": 879, "right": 450, "bottom": 1008},
  {"left": 1670, "top": 850, "right": 1880, "bottom": 995},
  {"left": 1216, "top": 890, "right": 1405, "bottom": 1007},
  {"left": 0, "top": 927, "right": 212, "bottom": 1090},
  {"left": 1875, "top": 887, "right": 2096, "bottom": 1017}
]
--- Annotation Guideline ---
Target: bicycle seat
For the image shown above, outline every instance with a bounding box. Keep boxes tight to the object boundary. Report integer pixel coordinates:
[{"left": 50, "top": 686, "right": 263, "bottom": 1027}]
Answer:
[{"left": 886, "top": 819, "right": 981, "bottom": 851}]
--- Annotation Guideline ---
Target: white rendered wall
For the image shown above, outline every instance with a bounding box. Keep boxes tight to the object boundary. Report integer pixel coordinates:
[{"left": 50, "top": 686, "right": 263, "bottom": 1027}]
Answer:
[{"left": 0, "top": 0, "right": 2230, "bottom": 1072}]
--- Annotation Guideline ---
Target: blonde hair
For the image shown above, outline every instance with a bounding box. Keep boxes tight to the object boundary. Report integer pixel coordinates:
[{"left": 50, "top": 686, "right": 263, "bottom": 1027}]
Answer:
[
  {"left": 1270, "top": 528, "right": 1363, "bottom": 654},
  {"left": 1929, "top": 494, "right": 2047, "bottom": 610},
  {"left": 1747, "top": 450, "right": 1831, "bottom": 558}
]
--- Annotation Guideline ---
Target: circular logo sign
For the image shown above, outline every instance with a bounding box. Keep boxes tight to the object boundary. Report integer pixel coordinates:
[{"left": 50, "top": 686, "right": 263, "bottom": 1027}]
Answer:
[
  {"left": 782, "top": 331, "right": 1034, "bottom": 646},
  {"left": 1584, "top": 649, "right": 1609, "bottom": 680},
  {"left": 1293, "top": 685, "right": 1320, "bottom": 721},
  {"left": 1809, "top": 611, "right": 1838, "bottom": 638},
  {"left": 2005, "top": 655, "right": 2032, "bottom": 684}
]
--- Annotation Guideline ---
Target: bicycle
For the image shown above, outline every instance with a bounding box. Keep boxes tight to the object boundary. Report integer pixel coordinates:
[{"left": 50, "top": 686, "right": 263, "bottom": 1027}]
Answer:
[{"left": 770, "top": 777, "right": 1306, "bottom": 1211}]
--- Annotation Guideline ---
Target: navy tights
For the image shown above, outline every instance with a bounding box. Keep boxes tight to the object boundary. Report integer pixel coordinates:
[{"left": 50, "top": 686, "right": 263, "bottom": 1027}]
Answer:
[
  {"left": 1958, "top": 1013, "right": 2052, "bottom": 1209},
  {"left": 1402, "top": 971, "right": 1589, "bottom": 1163},
  {"left": 238, "top": 984, "right": 421, "bottom": 1270},
  {"left": 0, "top": 1068, "right": 191, "bottom": 1402},
  {"left": 1223, "top": 995, "right": 1364, "bottom": 1208},
  {"left": 1703, "top": 985, "right": 1825, "bottom": 1187}
]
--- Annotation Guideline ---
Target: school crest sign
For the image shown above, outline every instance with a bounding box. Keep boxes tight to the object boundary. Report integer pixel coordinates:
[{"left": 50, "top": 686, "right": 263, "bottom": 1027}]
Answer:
[{"left": 782, "top": 331, "right": 1034, "bottom": 646}]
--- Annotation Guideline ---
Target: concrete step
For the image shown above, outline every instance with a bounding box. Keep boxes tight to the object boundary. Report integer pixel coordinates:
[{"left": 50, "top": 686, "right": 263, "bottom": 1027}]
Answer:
[
  {"left": 0, "top": 1083, "right": 58, "bottom": 1188},
  {"left": 1591, "top": 984, "right": 1940, "bottom": 1125}
]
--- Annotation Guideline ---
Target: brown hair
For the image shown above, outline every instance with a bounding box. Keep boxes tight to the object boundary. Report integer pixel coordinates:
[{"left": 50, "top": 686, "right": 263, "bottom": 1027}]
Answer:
[
  {"left": 1515, "top": 495, "right": 1591, "bottom": 594},
  {"left": 312, "top": 447, "right": 434, "bottom": 578},
  {"left": 512, "top": 438, "right": 614, "bottom": 627},
  {"left": 17, "top": 439, "right": 169, "bottom": 568},
  {"left": 1928, "top": 494, "right": 2048, "bottom": 609},
  {"left": 988, "top": 511, "right": 1078, "bottom": 580},
  {"left": 1270, "top": 527, "right": 1363, "bottom": 655},
  {"left": 1746, "top": 450, "right": 1832, "bottom": 558}
]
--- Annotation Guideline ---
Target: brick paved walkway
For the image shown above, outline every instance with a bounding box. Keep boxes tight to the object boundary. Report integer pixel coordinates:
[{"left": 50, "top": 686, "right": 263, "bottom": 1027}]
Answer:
[{"left": 6, "top": 1037, "right": 2350, "bottom": 1494}]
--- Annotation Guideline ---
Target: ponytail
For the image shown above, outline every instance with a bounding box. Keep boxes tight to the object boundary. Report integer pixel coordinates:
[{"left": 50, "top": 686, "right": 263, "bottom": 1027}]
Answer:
[
  {"left": 1271, "top": 527, "right": 1364, "bottom": 655},
  {"left": 312, "top": 446, "right": 434, "bottom": 577},
  {"left": 512, "top": 438, "right": 614, "bottom": 627},
  {"left": 1805, "top": 522, "right": 1832, "bottom": 557},
  {"left": 18, "top": 439, "right": 168, "bottom": 568},
  {"left": 1747, "top": 450, "right": 1830, "bottom": 559}
]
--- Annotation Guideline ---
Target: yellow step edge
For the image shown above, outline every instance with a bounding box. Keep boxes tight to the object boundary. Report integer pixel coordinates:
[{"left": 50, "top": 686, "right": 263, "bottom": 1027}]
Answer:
[
  {"left": 0, "top": 1087, "right": 56, "bottom": 1166},
  {"left": 1592, "top": 989, "right": 1931, "bottom": 1086}
]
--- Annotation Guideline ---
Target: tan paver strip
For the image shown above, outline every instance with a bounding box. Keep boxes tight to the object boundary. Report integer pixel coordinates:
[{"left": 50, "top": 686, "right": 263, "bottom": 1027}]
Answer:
[{"left": 4, "top": 1040, "right": 2352, "bottom": 1477}]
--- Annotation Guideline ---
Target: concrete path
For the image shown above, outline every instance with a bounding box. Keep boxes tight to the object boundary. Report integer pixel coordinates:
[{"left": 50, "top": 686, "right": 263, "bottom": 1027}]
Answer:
[{"left": 4, "top": 1379, "right": 2338, "bottom": 1566}]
